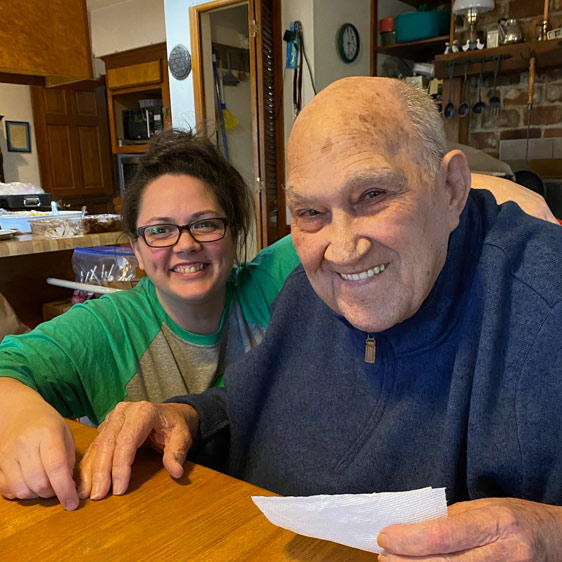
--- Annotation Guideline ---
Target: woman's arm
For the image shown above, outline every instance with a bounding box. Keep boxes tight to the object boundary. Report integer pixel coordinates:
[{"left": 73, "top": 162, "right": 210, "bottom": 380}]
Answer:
[{"left": 471, "top": 173, "right": 558, "bottom": 224}]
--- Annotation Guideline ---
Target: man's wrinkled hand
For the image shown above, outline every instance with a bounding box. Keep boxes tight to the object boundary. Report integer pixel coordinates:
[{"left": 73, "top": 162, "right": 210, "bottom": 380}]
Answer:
[
  {"left": 77, "top": 401, "right": 199, "bottom": 501},
  {"left": 377, "top": 497, "right": 562, "bottom": 561}
]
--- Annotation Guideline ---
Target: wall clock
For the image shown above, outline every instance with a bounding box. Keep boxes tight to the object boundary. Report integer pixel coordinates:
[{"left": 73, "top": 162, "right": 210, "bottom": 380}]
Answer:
[{"left": 337, "top": 23, "right": 360, "bottom": 63}]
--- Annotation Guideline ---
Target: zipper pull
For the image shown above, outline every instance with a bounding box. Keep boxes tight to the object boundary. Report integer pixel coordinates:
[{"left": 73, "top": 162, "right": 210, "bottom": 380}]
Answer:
[{"left": 364, "top": 334, "right": 376, "bottom": 364}]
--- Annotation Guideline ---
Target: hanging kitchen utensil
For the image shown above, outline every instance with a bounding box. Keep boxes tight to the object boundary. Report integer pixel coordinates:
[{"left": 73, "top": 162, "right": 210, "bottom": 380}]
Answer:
[
  {"left": 488, "top": 56, "right": 501, "bottom": 115},
  {"left": 212, "top": 54, "right": 230, "bottom": 161},
  {"left": 457, "top": 60, "right": 470, "bottom": 118},
  {"left": 444, "top": 61, "right": 455, "bottom": 119},
  {"left": 526, "top": 51, "right": 536, "bottom": 160},
  {"left": 472, "top": 61, "right": 486, "bottom": 114}
]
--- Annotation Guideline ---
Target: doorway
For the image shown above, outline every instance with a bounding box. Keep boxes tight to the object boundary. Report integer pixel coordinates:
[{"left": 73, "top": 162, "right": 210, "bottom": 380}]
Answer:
[{"left": 190, "top": 0, "right": 286, "bottom": 252}]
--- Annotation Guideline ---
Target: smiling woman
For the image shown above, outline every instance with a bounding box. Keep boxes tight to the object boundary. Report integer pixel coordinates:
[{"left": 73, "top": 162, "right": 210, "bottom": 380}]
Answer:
[{"left": 0, "top": 128, "right": 300, "bottom": 509}]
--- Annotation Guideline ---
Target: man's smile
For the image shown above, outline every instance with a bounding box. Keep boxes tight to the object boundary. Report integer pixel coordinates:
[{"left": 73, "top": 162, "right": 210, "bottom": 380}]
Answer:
[{"left": 338, "top": 263, "right": 389, "bottom": 281}]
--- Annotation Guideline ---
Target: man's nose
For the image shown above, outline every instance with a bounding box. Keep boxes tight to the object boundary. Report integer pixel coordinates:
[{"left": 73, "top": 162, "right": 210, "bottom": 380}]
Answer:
[{"left": 324, "top": 216, "right": 371, "bottom": 264}]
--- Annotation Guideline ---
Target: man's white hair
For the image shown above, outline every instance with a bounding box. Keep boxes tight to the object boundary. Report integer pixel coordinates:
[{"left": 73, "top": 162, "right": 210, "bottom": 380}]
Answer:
[{"left": 393, "top": 80, "right": 448, "bottom": 180}]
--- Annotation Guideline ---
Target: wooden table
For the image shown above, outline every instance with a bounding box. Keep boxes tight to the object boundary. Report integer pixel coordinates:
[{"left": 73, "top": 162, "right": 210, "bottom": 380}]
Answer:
[{"left": 0, "top": 421, "right": 378, "bottom": 561}]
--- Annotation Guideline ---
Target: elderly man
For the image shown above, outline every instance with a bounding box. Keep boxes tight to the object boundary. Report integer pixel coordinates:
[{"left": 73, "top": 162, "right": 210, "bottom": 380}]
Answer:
[{"left": 3, "top": 77, "right": 562, "bottom": 559}]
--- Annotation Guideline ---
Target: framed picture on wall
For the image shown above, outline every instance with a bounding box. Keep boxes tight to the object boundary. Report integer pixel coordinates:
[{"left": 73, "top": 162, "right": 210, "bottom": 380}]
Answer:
[{"left": 6, "top": 121, "right": 31, "bottom": 153}]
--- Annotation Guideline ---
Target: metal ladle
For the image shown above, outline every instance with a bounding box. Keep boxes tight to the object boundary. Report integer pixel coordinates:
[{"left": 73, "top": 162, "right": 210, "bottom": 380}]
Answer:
[
  {"left": 444, "top": 61, "right": 455, "bottom": 119},
  {"left": 472, "top": 62, "right": 486, "bottom": 115},
  {"left": 457, "top": 60, "right": 470, "bottom": 118}
]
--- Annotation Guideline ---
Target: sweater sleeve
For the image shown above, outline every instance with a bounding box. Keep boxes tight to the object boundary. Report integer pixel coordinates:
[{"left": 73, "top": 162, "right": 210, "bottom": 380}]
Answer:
[{"left": 167, "top": 387, "right": 229, "bottom": 442}]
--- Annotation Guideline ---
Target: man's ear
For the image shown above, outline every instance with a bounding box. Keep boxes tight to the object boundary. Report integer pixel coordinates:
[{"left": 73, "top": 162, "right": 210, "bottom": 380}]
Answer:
[
  {"left": 439, "top": 149, "right": 471, "bottom": 232},
  {"left": 129, "top": 236, "right": 146, "bottom": 271}
]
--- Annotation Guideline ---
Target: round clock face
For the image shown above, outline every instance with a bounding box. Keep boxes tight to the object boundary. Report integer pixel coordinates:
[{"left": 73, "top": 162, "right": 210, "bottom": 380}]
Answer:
[{"left": 338, "top": 23, "right": 360, "bottom": 63}]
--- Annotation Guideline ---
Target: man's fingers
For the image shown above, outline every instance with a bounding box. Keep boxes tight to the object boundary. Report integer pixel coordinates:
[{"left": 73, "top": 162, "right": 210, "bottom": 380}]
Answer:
[
  {"left": 161, "top": 425, "right": 191, "bottom": 479},
  {"left": 110, "top": 403, "right": 158, "bottom": 495},
  {"left": 379, "top": 510, "right": 499, "bottom": 556}
]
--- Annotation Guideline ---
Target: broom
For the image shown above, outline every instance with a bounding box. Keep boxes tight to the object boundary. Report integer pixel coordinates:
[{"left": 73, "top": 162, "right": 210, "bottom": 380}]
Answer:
[
  {"left": 212, "top": 54, "right": 230, "bottom": 160},
  {"left": 218, "top": 54, "right": 239, "bottom": 131}
]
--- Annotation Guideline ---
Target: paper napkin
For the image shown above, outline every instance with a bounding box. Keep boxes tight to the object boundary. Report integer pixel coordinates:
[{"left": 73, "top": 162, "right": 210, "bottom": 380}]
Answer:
[{"left": 252, "top": 486, "right": 447, "bottom": 554}]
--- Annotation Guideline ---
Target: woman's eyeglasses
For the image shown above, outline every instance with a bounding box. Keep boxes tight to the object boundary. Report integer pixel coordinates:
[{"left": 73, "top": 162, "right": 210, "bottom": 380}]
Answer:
[{"left": 137, "top": 218, "right": 229, "bottom": 248}]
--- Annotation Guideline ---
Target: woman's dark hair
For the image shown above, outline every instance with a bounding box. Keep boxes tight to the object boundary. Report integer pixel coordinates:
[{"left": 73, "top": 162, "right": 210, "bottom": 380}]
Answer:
[{"left": 122, "top": 128, "right": 254, "bottom": 256}]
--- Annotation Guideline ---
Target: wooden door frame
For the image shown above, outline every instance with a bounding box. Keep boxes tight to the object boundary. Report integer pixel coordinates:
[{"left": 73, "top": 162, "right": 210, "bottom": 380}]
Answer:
[
  {"left": 189, "top": 0, "right": 286, "bottom": 250},
  {"left": 190, "top": 0, "right": 248, "bottom": 126}
]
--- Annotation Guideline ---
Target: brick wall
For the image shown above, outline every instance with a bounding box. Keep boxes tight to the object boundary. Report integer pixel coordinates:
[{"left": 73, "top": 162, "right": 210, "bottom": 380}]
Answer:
[{"left": 454, "top": 0, "right": 562, "bottom": 166}]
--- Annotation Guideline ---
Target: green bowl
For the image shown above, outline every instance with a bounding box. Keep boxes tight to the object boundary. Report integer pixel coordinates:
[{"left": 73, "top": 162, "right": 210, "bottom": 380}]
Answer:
[{"left": 394, "top": 10, "right": 450, "bottom": 43}]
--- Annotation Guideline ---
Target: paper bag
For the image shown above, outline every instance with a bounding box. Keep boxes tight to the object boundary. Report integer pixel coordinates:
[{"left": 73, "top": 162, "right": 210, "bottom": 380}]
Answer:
[{"left": 0, "top": 292, "right": 30, "bottom": 342}]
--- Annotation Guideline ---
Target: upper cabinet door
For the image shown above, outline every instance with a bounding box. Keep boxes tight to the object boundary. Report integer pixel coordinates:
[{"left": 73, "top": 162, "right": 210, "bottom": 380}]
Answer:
[
  {"left": 0, "top": 0, "right": 92, "bottom": 85},
  {"left": 31, "top": 80, "right": 114, "bottom": 199}
]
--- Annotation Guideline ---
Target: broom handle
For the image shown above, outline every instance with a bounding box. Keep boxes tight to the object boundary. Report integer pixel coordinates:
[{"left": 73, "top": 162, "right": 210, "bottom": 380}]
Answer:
[{"left": 212, "top": 55, "right": 230, "bottom": 161}]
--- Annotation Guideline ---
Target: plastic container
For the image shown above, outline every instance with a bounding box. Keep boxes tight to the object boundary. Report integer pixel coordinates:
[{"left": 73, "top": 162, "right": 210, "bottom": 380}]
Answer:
[
  {"left": 379, "top": 17, "right": 394, "bottom": 32},
  {"left": 0, "top": 210, "right": 82, "bottom": 233},
  {"left": 81, "top": 214, "right": 122, "bottom": 234},
  {"left": 381, "top": 30, "right": 396, "bottom": 45},
  {"left": 394, "top": 10, "right": 450, "bottom": 43},
  {"left": 30, "top": 217, "right": 84, "bottom": 238}
]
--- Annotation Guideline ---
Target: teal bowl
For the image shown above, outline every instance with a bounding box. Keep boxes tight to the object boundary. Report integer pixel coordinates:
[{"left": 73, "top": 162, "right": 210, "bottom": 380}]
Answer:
[{"left": 394, "top": 10, "right": 450, "bottom": 43}]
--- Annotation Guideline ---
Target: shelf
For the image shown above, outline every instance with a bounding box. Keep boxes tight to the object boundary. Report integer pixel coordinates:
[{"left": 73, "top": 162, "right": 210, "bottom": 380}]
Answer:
[
  {"left": 434, "top": 38, "right": 562, "bottom": 79},
  {"left": 376, "top": 35, "right": 449, "bottom": 62},
  {"left": 115, "top": 144, "right": 148, "bottom": 154}
]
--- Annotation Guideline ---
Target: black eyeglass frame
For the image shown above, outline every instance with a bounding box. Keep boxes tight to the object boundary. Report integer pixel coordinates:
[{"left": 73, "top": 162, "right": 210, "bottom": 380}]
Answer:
[{"left": 137, "top": 217, "right": 229, "bottom": 247}]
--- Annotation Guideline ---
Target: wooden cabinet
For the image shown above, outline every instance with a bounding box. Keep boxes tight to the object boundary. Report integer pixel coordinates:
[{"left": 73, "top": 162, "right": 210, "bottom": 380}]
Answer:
[
  {"left": 101, "top": 43, "right": 172, "bottom": 154},
  {"left": 31, "top": 79, "right": 115, "bottom": 213},
  {"left": 0, "top": 0, "right": 92, "bottom": 87}
]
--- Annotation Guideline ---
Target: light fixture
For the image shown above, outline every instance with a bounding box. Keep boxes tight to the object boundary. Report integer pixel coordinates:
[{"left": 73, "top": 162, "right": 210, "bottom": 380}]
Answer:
[{"left": 453, "top": 0, "right": 494, "bottom": 50}]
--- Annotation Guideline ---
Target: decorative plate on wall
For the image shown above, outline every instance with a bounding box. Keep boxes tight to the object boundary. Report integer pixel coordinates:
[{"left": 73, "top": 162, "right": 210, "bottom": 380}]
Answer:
[{"left": 169, "top": 44, "right": 192, "bottom": 80}]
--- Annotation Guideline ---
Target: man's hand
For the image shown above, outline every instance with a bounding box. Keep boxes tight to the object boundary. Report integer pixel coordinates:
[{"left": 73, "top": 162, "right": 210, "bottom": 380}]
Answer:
[
  {"left": 377, "top": 497, "right": 562, "bottom": 561},
  {"left": 0, "top": 378, "right": 78, "bottom": 510},
  {"left": 77, "top": 401, "right": 199, "bottom": 501}
]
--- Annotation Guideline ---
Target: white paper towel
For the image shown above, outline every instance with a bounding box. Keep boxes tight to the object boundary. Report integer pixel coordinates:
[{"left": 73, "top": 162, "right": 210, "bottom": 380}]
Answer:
[{"left": 252, "top": 486, "right": 447, "bottom": 554}]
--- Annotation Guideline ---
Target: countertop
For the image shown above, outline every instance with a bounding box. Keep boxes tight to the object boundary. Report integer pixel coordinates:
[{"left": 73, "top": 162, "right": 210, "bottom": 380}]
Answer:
[{"left": 0, "top": 231, "right": 127, "bottom": 258}]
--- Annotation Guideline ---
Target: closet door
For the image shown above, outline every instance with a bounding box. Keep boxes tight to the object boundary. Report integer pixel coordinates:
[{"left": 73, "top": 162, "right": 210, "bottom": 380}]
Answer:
[{"left": 190, "top": 0, "right": 286, "bottom": 250}]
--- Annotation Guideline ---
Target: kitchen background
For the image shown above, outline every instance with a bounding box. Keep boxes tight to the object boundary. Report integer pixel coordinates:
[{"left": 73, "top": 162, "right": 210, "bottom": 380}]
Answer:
[{"left": 1, "top": 0, "right": 561, "bottom": 230}]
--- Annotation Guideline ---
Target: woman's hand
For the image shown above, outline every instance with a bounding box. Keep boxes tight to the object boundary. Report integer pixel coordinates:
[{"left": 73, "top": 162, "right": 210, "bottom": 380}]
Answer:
[
  {"left": 0, "top": 378, "right": 78, "bottom": 510},
  {"left": 377, "top": 497, "right": 562, "bottom": 561},
  {"left": 77, "top": 401, "right": 199, "bottom": 501}
]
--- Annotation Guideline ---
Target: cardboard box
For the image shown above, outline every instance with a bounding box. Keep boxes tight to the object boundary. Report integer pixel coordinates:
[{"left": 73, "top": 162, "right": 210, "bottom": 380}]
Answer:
[{"left": 42, "top": 299, "right": 73, "bottom": 321}]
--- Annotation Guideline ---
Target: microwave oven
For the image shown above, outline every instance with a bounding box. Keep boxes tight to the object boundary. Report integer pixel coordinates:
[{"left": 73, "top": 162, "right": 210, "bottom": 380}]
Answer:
[{"left": 122, "top": 106, "right": 163, "bottom": 143}]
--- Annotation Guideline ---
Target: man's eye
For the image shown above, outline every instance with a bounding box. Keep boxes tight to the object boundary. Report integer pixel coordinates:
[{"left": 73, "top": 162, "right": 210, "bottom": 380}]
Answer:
[
  {"left": 363, "top": 189, "right": 382, "bottom": 200},
  {"left": 299, "top": 209, "right": 321, "bottom": 217}
]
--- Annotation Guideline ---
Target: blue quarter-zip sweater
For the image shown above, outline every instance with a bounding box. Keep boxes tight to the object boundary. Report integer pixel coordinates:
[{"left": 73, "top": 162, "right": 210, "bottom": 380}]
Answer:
[{"left": 175, "top": 189, "right": 562, "bottom": 505}]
